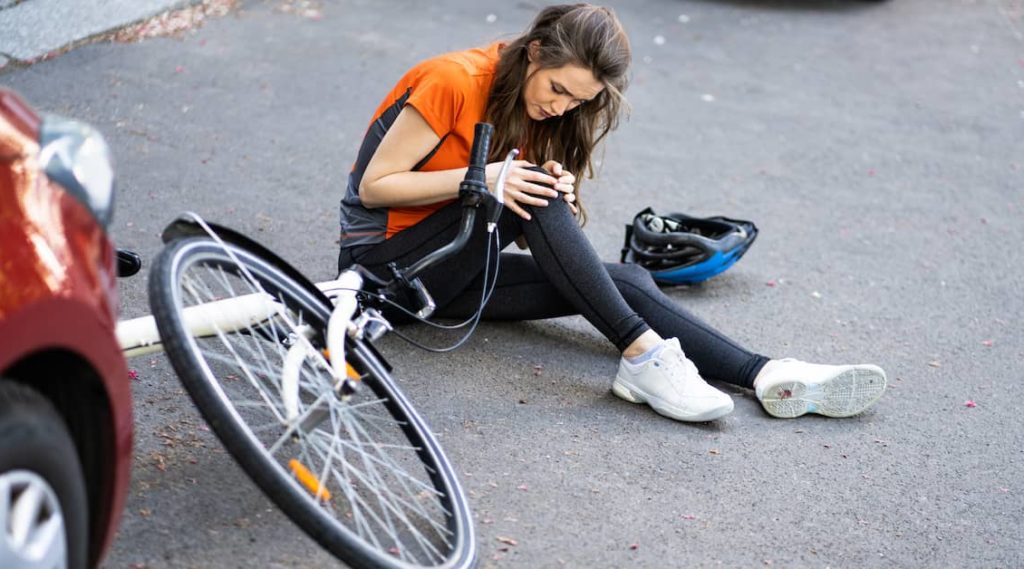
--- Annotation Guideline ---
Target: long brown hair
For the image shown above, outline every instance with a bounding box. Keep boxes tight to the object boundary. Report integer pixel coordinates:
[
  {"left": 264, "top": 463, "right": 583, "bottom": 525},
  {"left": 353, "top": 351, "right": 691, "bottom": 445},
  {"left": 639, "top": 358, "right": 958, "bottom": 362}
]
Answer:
[{"left": 485, "top": 4, "right": 631, "bottom": 224}]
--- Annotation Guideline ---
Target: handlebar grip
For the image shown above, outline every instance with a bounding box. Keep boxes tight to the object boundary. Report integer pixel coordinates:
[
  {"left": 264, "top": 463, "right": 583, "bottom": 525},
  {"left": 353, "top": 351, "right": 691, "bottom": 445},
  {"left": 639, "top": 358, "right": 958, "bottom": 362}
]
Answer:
[
  {"left": 468, "top": 123, "right": 493, "bottom": 171},
  {"left": 464, "top": 123, "right": 493, "bottom": 188}
]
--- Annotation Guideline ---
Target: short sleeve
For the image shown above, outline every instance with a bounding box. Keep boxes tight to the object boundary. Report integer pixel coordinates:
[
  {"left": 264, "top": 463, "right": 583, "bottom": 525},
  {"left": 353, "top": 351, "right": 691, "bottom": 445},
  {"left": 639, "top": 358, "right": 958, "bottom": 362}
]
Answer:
[{"left": 404, "top": 62, "right": 469, "bottom": 138}]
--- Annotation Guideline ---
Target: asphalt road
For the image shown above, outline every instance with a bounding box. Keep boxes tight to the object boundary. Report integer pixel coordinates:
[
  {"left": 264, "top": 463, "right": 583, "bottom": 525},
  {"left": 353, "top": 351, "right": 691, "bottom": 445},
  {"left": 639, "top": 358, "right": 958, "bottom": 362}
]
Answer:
[{"left": 3, "top": 0, "right": 1023, "bottom": 567}]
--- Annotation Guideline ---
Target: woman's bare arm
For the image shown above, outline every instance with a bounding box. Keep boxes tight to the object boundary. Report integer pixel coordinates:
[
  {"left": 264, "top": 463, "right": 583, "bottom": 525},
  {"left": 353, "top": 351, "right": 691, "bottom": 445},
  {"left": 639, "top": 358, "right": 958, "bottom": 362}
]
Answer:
[
  {"left": 359, "top": 105, "right": 564, "bottom": 216},
  {"left": 358, "top": 106, "right": 467, "bottom": 207}
]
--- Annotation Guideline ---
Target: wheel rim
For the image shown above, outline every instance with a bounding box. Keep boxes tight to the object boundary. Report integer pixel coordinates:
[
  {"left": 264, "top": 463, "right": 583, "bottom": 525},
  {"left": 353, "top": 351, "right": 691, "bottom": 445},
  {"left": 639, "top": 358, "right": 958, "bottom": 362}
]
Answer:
[
  {"left": 0, "top": 470, "right": 67, "bottom": 569},
  {"left": 169, "top": 244, "right": 467, "bottom": 567}
]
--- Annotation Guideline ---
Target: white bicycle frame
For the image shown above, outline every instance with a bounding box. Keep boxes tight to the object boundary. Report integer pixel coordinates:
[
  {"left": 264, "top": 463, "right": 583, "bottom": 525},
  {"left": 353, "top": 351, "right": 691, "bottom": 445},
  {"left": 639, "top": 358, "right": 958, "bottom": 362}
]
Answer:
[{"left": 117, "top": 270, "right": 363, "bottom": 423}]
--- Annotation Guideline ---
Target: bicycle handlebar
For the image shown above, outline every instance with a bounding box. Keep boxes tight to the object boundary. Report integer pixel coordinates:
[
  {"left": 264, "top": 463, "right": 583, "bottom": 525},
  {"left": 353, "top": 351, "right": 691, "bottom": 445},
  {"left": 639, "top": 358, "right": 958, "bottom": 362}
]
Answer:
[
  {"left": 401, "top": 122, "right": 494, "bottom": 282},
  {"left": 462, "top": 122, "right": 491, "bottom": 194}
]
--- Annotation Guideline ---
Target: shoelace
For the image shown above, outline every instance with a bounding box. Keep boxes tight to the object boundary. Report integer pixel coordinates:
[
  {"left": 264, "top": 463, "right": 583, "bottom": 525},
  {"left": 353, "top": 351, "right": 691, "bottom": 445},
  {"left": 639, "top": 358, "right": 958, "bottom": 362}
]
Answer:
[{"left": 659, "top": 347, "right": 705, "bottom": 388}]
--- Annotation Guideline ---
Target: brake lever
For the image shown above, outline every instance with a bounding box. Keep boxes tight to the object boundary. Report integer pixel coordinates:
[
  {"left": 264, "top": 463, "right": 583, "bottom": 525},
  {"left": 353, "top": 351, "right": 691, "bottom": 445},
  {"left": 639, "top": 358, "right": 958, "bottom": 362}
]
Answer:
[{"left": 486, "top": 148, "right": 519, "bottom": 232}]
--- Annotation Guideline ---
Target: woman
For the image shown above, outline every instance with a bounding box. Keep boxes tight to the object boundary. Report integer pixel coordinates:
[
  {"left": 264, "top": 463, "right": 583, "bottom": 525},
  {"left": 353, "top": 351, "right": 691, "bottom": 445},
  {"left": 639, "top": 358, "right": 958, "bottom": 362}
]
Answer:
[{"left": 338, "top": 4, "right": 886, "bottom": 422}]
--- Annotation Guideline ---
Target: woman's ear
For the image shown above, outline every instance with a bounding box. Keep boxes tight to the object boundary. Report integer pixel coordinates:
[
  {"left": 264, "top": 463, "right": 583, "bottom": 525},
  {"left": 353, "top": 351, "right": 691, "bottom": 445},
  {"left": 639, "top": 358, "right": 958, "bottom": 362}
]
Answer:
[{"left": 527, "top": 40, "right": 541, "bottom": 63}]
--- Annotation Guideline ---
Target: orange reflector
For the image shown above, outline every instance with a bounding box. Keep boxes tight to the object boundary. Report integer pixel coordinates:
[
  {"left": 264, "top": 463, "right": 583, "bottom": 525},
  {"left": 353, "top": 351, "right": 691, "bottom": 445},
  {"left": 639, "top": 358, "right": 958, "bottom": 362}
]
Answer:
[
  {"left": 289, "top": 459, "right": 331, "bottom": 501},
  {"left": 346, "top": 362, "right": 360, "bottom": 380},
  {"left": 321, "top": 350, "right": 360, "bottom": 381}
]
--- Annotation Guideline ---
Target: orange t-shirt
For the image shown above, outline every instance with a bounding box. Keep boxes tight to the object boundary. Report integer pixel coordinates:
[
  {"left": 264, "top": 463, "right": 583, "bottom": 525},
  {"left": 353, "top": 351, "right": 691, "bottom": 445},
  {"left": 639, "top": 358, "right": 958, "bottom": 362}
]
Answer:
[{"left": 340, "top": 42, "right": 503, "bottom": 244}]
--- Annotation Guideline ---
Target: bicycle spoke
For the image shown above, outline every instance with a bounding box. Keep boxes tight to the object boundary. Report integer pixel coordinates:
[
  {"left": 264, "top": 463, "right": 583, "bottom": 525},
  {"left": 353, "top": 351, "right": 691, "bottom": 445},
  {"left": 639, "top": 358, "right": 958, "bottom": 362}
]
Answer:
[
  {"left": 334, "top": 411, "right": 450, "bottom": 533},
  {"left": 322, "top": 410, "right": 450, "bottom": 558},
  {"left": 316, "top": 436, "right": 448, "bottom": 563},
  {"left": 268, "top": 393, "right": 451, "bottom": 563},
  {"left": 182, "top": 271, "right": 292, "bottom": 411},
  {"left": 266, "top": 391, "right": 332, "bottom": 456},
  {"left": 311, "top": 431, "right": 444, "bottom": 563}
]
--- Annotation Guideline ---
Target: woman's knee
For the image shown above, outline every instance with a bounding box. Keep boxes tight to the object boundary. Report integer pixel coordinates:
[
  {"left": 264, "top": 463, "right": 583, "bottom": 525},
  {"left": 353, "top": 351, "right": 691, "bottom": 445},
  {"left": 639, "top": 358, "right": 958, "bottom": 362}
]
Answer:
[
  {"left": 518, "top": 164, "right": 575, "bottom": 226},
  {"left": 521, "top": 197, "right": 574, "bottom": 224}
]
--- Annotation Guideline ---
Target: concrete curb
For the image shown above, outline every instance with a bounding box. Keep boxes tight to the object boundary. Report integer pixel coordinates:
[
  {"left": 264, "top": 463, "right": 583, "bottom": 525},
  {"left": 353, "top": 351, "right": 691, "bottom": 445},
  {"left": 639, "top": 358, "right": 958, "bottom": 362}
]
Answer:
[{"left": 0, "top": 0, "right": 196, "bottom": 62}]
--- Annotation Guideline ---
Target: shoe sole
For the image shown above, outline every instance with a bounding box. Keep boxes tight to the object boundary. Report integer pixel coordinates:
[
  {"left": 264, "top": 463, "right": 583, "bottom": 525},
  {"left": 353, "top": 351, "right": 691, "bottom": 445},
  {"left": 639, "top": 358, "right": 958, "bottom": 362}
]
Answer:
[
  {"left": 611, "top": 377, "right": 733, "bottom": 422},
  {"left": 759, "top": 365, "right": 887, "bottom": 419}
]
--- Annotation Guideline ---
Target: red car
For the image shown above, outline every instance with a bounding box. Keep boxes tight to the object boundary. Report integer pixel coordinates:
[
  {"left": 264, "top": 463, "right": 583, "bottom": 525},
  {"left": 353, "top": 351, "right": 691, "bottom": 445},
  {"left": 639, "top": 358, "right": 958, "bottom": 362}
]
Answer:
[{"left": 0, "top": 88, "right": 132, "bottom": 569}]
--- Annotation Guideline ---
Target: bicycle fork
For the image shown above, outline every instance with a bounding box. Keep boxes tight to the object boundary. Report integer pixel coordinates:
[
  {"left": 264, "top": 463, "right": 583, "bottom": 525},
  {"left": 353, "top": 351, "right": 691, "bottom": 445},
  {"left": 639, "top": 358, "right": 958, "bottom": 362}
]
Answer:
[{"left": 281, "top": 270, "right": 365, "bottom": 427}]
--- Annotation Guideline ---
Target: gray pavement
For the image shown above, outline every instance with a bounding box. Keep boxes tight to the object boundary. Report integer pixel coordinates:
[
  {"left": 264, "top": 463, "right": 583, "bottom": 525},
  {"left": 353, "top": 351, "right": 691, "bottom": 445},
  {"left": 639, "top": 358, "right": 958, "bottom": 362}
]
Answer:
[{"left": 2, "top": 0, "right": 1023, "bottom": 567}]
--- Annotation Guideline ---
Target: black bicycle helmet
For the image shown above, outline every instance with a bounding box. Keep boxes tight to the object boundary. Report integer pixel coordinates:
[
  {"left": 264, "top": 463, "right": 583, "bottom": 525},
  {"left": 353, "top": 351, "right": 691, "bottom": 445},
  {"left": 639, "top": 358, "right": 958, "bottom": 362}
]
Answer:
[{"left": 621, "top": 207, "right": 758, "bottom": 285}]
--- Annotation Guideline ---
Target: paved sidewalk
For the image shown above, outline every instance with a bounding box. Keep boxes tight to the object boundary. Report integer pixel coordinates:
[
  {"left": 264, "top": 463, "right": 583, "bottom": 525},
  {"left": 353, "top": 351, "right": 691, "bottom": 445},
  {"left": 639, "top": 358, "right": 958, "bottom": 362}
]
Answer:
[{"left": 0, "top": 0, "right": 192, "bottom": 63}]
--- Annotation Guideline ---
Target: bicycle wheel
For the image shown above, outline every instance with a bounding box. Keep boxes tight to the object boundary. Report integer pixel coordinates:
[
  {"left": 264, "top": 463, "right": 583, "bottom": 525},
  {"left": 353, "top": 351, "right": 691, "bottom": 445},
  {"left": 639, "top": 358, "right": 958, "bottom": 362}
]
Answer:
[{"left": 148, "top": 236, "right": 476, "bottom": 569}]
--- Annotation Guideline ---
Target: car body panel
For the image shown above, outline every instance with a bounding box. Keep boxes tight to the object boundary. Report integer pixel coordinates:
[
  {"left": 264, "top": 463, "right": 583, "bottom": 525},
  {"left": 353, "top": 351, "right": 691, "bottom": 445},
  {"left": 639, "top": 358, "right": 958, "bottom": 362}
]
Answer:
[{"left": 0, "top": 87, "right": 132, "bottom": 566}]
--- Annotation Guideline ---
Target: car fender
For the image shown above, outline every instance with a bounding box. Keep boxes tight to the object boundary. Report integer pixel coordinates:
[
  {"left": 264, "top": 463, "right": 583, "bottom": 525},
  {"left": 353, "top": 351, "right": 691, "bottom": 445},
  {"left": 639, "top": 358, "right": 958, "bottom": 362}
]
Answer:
[{"left": 0, "top": 297, "right": 132, "bottom": 562}]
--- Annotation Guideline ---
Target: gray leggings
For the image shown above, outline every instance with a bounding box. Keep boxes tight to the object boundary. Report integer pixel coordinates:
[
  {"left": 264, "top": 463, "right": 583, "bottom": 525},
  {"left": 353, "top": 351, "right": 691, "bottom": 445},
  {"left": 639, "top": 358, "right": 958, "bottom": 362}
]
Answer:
[{"left": 338, "top": 199, "right": 768, "bottom": 388}]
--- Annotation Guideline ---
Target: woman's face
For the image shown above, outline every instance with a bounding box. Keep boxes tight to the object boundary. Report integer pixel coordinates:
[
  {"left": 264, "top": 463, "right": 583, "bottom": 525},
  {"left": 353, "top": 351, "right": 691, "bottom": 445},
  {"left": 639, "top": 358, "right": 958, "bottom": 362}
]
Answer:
[{"left": 523, "top": 59, "right": 604, "bottom": 122}]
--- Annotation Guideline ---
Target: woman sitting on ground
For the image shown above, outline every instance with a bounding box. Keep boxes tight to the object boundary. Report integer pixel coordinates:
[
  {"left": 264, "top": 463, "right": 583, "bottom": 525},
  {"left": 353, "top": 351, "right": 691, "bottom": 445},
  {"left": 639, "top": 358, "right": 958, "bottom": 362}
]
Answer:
[{"left": 337, "top": 3, "right": 887, "bottom": 422}]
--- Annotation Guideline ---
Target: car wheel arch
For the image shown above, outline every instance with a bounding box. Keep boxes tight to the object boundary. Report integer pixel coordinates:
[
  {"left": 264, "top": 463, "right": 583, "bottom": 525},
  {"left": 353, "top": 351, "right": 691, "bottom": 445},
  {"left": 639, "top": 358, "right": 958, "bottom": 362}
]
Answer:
[{"left": 3, "top": 349, "right": 119, "bottom": 568}]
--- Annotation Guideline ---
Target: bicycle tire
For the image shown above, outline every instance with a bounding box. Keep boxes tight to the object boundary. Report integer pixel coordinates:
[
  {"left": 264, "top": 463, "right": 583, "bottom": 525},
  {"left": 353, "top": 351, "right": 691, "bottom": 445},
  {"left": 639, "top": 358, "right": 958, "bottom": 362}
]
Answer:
[{"left": 148, "top": 236, "right": 476, "bottom": 569}]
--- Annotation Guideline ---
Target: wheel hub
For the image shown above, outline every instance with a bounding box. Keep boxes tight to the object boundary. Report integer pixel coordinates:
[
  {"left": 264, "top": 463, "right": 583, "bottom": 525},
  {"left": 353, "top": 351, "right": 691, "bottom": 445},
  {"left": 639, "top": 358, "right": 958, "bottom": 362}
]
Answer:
[{"left": 0, "top": 469, "right": 67, "bottom": 569}]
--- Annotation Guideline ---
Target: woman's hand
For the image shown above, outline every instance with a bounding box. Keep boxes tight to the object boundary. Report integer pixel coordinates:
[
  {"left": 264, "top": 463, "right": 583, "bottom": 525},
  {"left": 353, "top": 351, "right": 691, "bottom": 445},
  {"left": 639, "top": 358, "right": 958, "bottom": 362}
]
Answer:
[
  {"left": 542, "top": 160, "right": 578, "bottom": 216},
  {"left": 485, "top": 160, "right": 561, "bottom": 221}
]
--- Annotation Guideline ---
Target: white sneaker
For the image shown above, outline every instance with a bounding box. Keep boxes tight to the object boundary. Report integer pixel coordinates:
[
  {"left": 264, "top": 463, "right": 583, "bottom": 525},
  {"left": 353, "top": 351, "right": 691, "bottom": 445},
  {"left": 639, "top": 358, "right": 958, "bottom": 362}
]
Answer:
[
  {"left": 612, "top": 338, "right": 734, "bottom": 422},
  {"left": 755, "top": 358, "right": 887, "bottom": 418}
]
